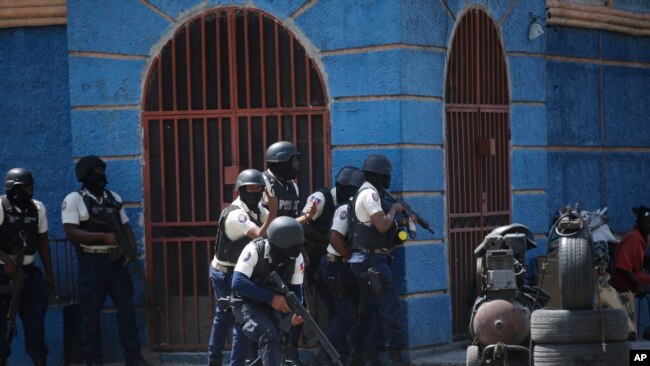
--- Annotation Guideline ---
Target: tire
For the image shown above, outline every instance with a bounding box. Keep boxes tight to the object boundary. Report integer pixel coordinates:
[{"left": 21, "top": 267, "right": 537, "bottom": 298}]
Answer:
[
  {"left": 533, "top": 341, "right": 630, "bottom": 366},
  {"left": 531, "top": 308, "right": 628, "bottom": 343},
  {"left": 558, "top": 234, "right": 594, "bottom": 309},
  {"left": 466, "top": 345, "right": 480, "bottom": 366}
]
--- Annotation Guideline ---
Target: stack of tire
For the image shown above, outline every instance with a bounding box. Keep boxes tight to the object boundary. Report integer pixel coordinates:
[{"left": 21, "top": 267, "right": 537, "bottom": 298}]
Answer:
[{"left": 531, "top": 221, "right": 630, "bottom": 365}]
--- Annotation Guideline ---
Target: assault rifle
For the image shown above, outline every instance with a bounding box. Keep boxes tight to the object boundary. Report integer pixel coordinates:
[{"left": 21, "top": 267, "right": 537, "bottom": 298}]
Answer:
[
  {"left": 6, "top": 231, "right": 27, "bottom": 340},
  {"left": 265, "top": 271, "right": 343, "bottom": 366},
  {"left": 107, "top": 215, "right": 163, "bottom": 319},
  {"left": 380, "top": 188, "right": 435, "bottom": 236}
]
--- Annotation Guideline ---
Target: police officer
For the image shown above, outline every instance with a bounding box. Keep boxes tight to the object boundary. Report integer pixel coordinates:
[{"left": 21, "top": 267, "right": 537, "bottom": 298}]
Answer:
[
  {"left": 230, "top": 217, "right": 306, "bottom": 366},
  {"left": 263, "top": 141, "right": 301, "bottom": 219},
  {"left": 0, "top": 168, "right": 52, "bottom": 366},
  {"left": 263, "top": 141, "right": 315, "bottom": 365},
  {"left": 61, "top": 156, "right": 147, "bottom": 366},
  {"left": 348, "top": 155, "right": 405, "bottom": 366},
  {"left": 311, "top": 166, "right": 365, "bottom": 366},
  {"left": 208, "top": 169, "right": 278, "bottom": 366}
]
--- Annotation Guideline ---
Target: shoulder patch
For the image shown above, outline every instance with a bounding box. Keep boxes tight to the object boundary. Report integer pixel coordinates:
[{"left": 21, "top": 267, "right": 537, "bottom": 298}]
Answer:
[
  {"left": 238, "top": 213, "right": 248, "bottom": 223},
  {"left": 339, "top": 210, "right": 347, "bottom": 220},
  {"left": 309, "top": 196, "right": 322, "bottom": 204},
  {"left": 243, "top": 251, "right": 252, "bottom": 262},
  {"left": 61, "top": 201, "right": 67, "bottom": 210},
  {"left": 371, "top": 192, "right": 380, "bottom": 202},
  {"left": 299, "top": 262, "right": 304, "bottom": 272}
]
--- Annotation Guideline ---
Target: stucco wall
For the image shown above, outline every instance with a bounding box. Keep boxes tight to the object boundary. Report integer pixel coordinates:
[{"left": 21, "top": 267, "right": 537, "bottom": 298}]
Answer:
[
  {"left": 546, "top": 25, "right": 650, "bottom": 234},
  {"left": 0, "top": 25, "right": 72, "bottom": 238}
]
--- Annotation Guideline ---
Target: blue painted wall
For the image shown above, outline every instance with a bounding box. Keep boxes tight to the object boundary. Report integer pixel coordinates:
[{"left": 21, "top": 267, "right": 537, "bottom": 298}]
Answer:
[
  {"left": 0, "top": 26, "right": 72, "bottom": 240},
  {"left": 546, "top": 26, "right": 650, "bottom": 234}
]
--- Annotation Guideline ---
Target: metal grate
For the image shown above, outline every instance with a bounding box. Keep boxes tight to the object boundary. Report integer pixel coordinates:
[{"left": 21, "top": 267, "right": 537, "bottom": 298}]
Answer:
[
  {"left": 141, "top": 8, "right": 330, "bottom": 350},
  {"left": 444, "top": 8, "right": 511, "bottom": 338}
]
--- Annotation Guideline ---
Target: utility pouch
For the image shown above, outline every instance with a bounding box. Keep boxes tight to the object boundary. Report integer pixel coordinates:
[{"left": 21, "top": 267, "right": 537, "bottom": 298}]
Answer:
[
  {"left": 361, "top": 268, "right": 385, "bottom": 297},
  {"left": 230, "top": 297, "right": 245, "bottom": 324}
]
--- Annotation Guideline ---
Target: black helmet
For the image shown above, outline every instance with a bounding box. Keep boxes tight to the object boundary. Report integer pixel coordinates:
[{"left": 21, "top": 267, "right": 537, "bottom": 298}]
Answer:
[
  {"left": 267, "top": 217, "right": 304, "bottom": 249},
  {"left": 266, "top": 141, "right": 299, "bottom": 163},
  {"left": 4, "top": 168, "right": 34, "bottom": 191},
  {"left": 75, "top": 155, "right": 106, "bottom": 182},
  {"left": 335, "top": 166, "right": 364, "bottom": 188},
  {"left": 235, "top": 169, "right": 265, "bottom": 190},
  {"left": 362, "top": 154, "right": 392, "bottom": 176}
]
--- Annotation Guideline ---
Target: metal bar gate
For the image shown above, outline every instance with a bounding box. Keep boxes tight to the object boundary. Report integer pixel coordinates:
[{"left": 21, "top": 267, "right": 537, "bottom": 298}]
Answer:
[
  {"left": 445, "top": 8, "right": 511, "bottom": 338},
  {"left": 141, "top": 8, "right": 330, "bottom": 350}
]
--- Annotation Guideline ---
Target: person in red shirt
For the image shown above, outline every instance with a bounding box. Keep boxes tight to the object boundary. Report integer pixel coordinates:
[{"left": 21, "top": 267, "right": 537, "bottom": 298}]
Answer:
[{"left": 612, "top": 206, "right": 650, "bottom": 294}]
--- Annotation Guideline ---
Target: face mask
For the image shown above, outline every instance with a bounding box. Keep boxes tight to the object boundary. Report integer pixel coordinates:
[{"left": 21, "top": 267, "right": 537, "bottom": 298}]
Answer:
[
  {"left": 270, "top": 161, "right": 298, "bottom": 181},
  {"left": 83, "top": 171, "right": 108, "bottom": 193},
  {"left": 7, "top": 186, "right": 32, "bottom": 206},
  {"left": 366, "top": 173, "right": 391, "bottom": 191},
  {"left": 240, "top": 190, "right": 263, "bottom": 212}
]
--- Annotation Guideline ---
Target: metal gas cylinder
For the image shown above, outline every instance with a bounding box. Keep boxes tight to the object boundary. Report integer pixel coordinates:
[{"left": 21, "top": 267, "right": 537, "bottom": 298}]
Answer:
[{"left": 472, "top": 299, "right": 530, "bottom": 346}]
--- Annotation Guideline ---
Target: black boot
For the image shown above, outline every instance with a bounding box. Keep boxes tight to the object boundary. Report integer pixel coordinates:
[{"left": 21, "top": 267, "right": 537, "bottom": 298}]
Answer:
[
  {"left": 362, "top": 348, "right": 380, "bottom": 366},
  {"left": 386, "top": 348, "right": 405, "bottom": 366},
  {"left": 346, "top": 348, "right": 363, "bottom": 366},
  {"left": 284, "top": 345, "right": 303, "bottom": 366}
]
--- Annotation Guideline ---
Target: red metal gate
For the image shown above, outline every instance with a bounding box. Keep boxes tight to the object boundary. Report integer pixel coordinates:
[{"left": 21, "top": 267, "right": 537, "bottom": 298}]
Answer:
[
  {"left": 445, "top": 8, "right": 511, "bottom": 338},
  {"left": 141, "top": 8, "right": 330, "bottom": 350}
]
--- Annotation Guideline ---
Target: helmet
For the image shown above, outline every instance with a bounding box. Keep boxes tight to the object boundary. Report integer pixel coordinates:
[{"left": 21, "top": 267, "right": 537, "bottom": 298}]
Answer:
[
  {"left": 75, "top": 155, "right": 106, "bottom": 182},
  {"left": 267, "top": 217, "right": 304, "bottom": 249},
  {"left": 335, "top": 166, "right": 364, "bottom": 188},
  {"left": 235, "top": 169, "right": 265, "bottom": 190},
  {"left": 266, "top": 141, "right": 299, "bottom": 163},
  {"left": 362, "top": 154, "right": 392, "bottom": 176},
  {"left": 4, "top": 168, "right": 34, "bottom": 191}
]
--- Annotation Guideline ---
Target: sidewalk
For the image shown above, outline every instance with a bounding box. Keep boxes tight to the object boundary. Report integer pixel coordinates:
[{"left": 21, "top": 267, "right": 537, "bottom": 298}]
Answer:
[{"left": 82, "top": 339, "right": 650, "bottom": 365}]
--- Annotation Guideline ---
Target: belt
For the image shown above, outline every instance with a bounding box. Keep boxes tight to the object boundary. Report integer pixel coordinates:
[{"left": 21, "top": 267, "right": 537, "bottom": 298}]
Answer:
[
  {"left": 81, "top": 247, "right": 114, "bottom": 254},
  {"left": 359, "top": 248, "right": 388, "bottom": 254},
  {"left": 214, "top": 262, "right": 235, "bottom": 274},
  {"left": 326, "top": 254, "right": 348, "bottom": 263}
]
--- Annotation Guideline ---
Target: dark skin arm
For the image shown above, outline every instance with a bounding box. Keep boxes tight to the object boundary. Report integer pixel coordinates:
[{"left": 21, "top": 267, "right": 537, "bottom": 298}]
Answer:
[
  {"left": 369, "top": 202, "right": 404, "bottom": 233},
  {"left": 620, "top": 268, "right": 650, "bottom": 294},
  {"left": 63, "top": 223, "right": 118, "bottom": 246},
  {"left": 329, "top": 230, "right": 351, "bottom": 259}
]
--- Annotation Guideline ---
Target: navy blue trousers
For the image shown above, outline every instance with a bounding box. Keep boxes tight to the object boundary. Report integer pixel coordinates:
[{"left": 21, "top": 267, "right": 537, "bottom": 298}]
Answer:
[
  {"left": 350, "top": 253, "right": 404, "bottom": 350},
  {"left": 77, "top": 253, "right": 141, "bottom": 363},
  {"left": 0, "top": 264, "right": 48, "bottom": 361},
  {"left": 208, "top": 265, "right": 251, "bottom": 365},
  {"left": 316, "top": 255, "right": 361, "bottom": 356}
]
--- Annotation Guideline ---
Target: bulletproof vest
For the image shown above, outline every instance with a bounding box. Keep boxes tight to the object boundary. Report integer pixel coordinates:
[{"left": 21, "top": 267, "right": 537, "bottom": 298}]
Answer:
[
  {"left": 264, "top": 171, "right": 300, "bottom": 218},
  {"left": 347, "top": 188, "right": 396, "bottom": 250},
  {"left": 78, "top": 189, "right": 123, "bottom": 246},
  {"left": 309, "top": 188, "right": 335, "bottom": 235},
  {"left": 250, "top": 239, "right": 296, "bottom": 287},
  {"left": 0, "top": 196, "right": 39, "bottom": 256},
  {"left": 215, "top": 205, "right": 262, "bottom": 263}
]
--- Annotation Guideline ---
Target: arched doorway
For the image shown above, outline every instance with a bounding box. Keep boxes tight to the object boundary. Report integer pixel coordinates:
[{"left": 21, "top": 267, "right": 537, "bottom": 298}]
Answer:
[
  {"left": 444, "top": 8, "right": 511, "bottom": 338},
  {"left": 141, "top": 8, "right": 330, "bottom": 350}
]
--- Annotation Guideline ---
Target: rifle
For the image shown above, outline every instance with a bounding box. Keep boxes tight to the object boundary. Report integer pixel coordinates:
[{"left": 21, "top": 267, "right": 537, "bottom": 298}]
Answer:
[
  {"left": 6, "top": 231, "right": 27, "bottom": 340},
  {"left": 107, "top": 214, "right": 164, "bottom": 320},
  {"left": 265, "top": 271, "right": 343, "bottom": 366},
  {"left": 380, "top": 188, "right": 435, "bottom": 236}
]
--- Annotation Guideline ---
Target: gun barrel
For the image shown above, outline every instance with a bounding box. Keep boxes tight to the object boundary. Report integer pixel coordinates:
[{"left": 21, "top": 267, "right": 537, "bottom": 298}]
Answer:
[{"left": 383, "top": 189, "right": 435, "bottom": 234}]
